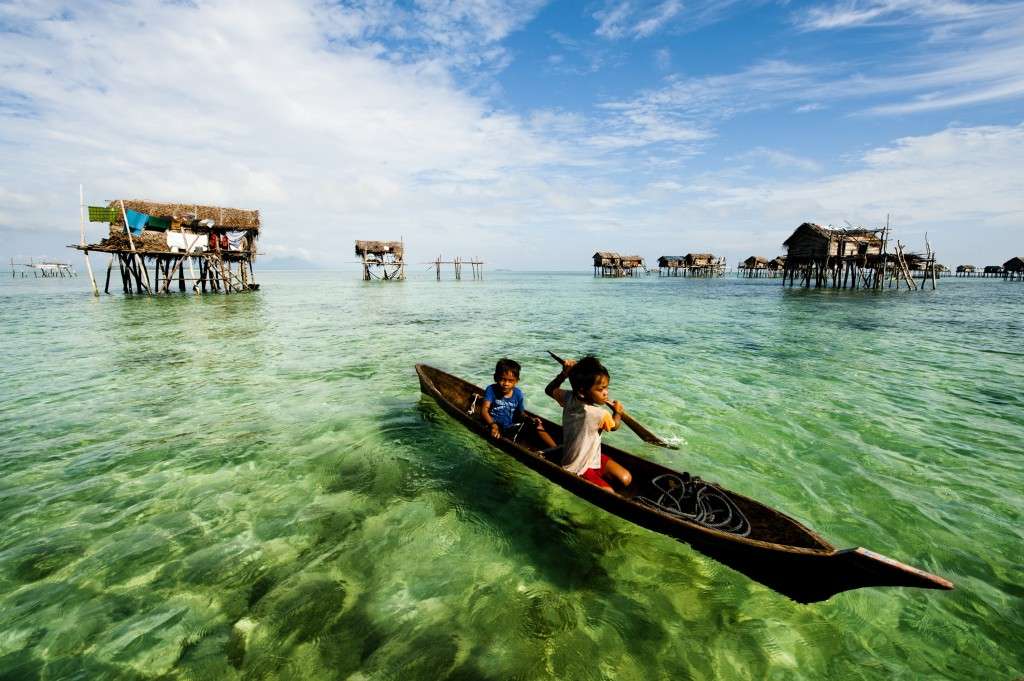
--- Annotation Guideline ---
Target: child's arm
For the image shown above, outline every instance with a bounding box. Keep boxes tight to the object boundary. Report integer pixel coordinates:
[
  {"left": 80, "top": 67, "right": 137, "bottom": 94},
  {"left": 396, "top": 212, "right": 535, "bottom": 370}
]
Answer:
[
  {"left": 606, "top": 400, "right": 624, "bottom": 431},
  {"left": 544, "top": 360, "right": 574, "bottom": 407},
  {"left": 480, "top": 387, "right": 501, "bottom": 439},
  {"left": 480, "top": 399, "right": 500, "bottom": 438}
]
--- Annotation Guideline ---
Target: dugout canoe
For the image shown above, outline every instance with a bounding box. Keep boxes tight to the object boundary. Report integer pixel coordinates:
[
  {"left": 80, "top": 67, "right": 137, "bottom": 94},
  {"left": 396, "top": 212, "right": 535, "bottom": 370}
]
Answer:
[{"left": 416, "top": 364, "right": 953, "bottom": 603}]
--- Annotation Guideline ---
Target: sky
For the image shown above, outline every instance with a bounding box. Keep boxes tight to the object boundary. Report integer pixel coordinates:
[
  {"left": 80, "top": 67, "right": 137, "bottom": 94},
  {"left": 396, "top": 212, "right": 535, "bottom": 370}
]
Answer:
[{"left": 1, "top": 0, "right": 1022, "bottom": 269}]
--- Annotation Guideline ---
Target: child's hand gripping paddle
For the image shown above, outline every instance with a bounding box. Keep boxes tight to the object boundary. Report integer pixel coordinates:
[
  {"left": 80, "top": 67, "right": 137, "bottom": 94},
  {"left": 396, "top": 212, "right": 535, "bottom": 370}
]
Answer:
[{"left": 546, "top": 351, "right": 678, "bottom": 449}]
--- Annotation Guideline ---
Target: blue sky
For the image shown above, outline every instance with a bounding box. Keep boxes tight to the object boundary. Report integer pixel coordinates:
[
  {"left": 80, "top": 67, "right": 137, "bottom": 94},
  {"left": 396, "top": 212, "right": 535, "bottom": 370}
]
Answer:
[{"left": 1, "top": 0, "right": 1022, "bottom": 269}]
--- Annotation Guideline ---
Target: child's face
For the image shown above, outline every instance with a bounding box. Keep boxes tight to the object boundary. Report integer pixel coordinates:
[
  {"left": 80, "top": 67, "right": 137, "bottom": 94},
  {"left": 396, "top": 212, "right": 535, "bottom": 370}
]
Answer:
[
  {"left": 583, "top": 375, "right": 610, "bottom": 405},
  {"left": 495, "top": 370, "right": 518, "bottom": 397}
]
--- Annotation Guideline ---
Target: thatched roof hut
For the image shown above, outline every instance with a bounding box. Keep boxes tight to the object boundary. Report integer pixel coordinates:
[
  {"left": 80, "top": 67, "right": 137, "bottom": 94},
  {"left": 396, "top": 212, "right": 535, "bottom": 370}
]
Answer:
[
  {"left": 658, "top": 256, "right": 685, "bottom": 267},
  {"left": 685, "top": 253, "right": 715, "bottom": 267},
  {"left": 355, "top": 241, "right": 404, "bottom": 258},
  {"left": 1002, "top": 256, "right": 1024, "bottom": 272},
  {"left": 742, "top": 256, "right": 769, "bottom": 269},
  {"left": 620, "top": 255, "right": 644, "bottom": 268},
  {"left": 768, "top": 256, "right": 786, "bottom": 270},
  {"left": 983, "top": 265, "right": 1003, "bottom": 274},
  {"left": 593, "top": 251, "right": 621, "bottom": 267},
  {"left": 956, "top": 264, "right": 976, "bottom": 273},
  {"left": 782, "top": 223, "right": 882, "bottom": 259},
  {"left": 88, "top": 199, "right": 260, "bottom": 254},
  {"left": 75, "top": 197, "right": 262, "bottom": 294}
]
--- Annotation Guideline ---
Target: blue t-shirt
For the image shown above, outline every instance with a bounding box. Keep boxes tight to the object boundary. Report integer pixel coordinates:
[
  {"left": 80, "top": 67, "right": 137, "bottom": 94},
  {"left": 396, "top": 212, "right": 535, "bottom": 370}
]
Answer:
[{"left": 484, "top": 385, "right": 525, "bottom": 428}]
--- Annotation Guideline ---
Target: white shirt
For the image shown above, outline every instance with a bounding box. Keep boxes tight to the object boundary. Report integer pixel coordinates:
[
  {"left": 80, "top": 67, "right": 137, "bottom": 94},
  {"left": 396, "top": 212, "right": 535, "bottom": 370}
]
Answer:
[{"left": 560, "top": 394, "right": 615, "bottom": 475}]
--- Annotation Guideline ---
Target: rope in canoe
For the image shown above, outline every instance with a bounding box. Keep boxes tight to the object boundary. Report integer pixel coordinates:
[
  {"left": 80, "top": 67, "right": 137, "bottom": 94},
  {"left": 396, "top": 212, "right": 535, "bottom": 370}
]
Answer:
[{"left": 638, "top": 473, "right": 751, "bottom": 537}]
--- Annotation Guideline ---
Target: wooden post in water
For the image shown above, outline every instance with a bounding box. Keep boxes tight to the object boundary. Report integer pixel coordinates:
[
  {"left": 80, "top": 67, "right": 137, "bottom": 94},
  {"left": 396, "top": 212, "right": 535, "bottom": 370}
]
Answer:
[
  {"left": 78, "top": 185, "right": 99, "bottom": 296},
  {"left": 878, "top": 215, "right": 889, "bottom": 290},
  {"left": 118, "top": 200, "right": 151, "bottom": 294}
]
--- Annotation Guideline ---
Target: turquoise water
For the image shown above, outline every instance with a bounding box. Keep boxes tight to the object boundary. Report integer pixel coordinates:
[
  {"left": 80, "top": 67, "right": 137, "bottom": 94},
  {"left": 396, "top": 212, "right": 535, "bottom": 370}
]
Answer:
[{"left": 1, "top": 271, "right": 1022, "bottom": 680}]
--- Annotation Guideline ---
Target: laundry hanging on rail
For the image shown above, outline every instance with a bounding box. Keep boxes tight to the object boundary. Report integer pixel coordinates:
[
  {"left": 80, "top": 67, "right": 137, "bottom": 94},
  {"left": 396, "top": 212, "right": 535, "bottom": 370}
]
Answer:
[
  {"left": 146, "top": 215, "right": 171, "bottom": 231},
  {"left": 226, "top": 231, "right": 247, "bottom": 250},
  {"left": 166, "top": 230, "right": 206, "bottom": 253},
  {"left": 88, "top": 206, "right": 118, "bottom": 222},
  {"left": 124, "top": 209, "right": 149, "bottom": 236}
]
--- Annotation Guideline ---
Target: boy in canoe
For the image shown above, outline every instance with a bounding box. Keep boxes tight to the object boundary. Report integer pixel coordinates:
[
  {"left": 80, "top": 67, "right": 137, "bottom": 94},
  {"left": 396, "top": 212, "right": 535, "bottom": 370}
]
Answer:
[
  {"left": 481, "top": 359, "right": 558, "bottom": 449},
  {"left": 545, "top": 356, "right": 632, "bottom": 492}
]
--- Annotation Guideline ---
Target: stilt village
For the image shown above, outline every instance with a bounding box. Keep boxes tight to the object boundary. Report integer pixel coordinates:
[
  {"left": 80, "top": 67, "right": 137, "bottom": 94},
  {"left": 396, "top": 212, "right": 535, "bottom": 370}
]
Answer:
[{"left": 55, "top": 197, "right": 1023, "bottom": 293}]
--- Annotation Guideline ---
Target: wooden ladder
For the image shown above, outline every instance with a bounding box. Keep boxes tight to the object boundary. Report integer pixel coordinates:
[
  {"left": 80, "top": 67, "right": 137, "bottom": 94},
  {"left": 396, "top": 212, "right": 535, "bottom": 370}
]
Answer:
[
  {"left": 894, "top": 242, "right": 917, "bottom": 290},
  {"left": 205, "top": 251, "right": 247, "bottom": 292}
]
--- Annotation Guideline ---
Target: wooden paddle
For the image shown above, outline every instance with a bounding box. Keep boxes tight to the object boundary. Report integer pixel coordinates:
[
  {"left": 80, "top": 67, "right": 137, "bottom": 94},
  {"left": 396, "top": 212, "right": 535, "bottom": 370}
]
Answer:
[{"left": 546, "top": 351, "right": 678, "bottom": 449}]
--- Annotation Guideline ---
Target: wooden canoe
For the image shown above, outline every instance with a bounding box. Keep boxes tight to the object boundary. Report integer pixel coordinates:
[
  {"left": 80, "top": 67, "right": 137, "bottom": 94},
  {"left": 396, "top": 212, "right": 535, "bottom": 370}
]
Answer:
[{"left": 416, "top": 364, "right": 953, "bottom": 603}]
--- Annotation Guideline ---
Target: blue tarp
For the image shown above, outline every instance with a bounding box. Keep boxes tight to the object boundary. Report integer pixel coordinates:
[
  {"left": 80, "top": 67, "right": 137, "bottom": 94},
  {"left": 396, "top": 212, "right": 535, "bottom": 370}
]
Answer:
[{"left": 124, "top": 208, "right": 149, "bottom": 236}]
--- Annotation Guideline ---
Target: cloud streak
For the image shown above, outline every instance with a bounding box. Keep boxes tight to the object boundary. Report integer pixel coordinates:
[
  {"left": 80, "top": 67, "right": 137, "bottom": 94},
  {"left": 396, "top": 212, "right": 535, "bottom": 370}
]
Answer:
[
  {"left": 794, "top": 0, "right": 1009, "bottom": 30},
  {"left": 594, "top": 0, "right": 734, "bottom": 39},
  {"left": 0, "top": 0, "right": 577, "bottom": 265}
]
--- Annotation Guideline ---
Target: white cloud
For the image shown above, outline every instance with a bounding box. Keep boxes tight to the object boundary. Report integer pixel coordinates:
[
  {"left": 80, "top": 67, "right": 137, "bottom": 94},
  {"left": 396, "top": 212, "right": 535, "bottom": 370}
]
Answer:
[
  {"left": 654, "top": 47, "right": 672, "bottom": 70},
  {"left": 633, "top": 0, "right": 684, "bottom": 37},
  {"left": 795, "top": 102, "right": 825, "bottom": 113},
  {"left": 594, "top": 0, "right": 684, "bottom": 39},
  {"left": 598, "top": 4, "right": 1024, "bottom": 121},
  {"left": 601, "top": 60, "right": 821, "bottom": 125},
  {"left": 639, "top": 124, "right": 1024, "bottom": 264},
  {"left": 315, "top": 0, "right": 549, "bottom": 71},
  {"left": 795, "top": 0, "right": 1005, "bottom": 31},
  {"left": 545, "top": 30, "right": 620, "bottom": 74},
  {"left": 0, "top": 0, "right": 584, "bottom": 267},
  {"left": 594, "top": 0, "right": 756, "bottom": 40},
  {"left": 732, "top": 147, "right": 823, "bottom": 173},
  {"left": 594, "top": 2, "right": 635, "bottom": 39}
]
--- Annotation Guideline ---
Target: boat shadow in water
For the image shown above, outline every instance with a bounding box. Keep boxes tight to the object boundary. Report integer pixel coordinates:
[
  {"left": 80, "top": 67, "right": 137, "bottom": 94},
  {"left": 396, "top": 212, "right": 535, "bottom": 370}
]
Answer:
[
  {"left": 410, "top": 398, "right": 703, "bottom": 648},
  {"left": 413, "top": 397, "right": 628, "bottom": 593}
]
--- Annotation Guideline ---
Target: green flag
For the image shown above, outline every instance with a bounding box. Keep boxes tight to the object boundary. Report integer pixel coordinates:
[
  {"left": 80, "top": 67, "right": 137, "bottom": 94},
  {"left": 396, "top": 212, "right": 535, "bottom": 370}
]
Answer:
[{"left": 88, "top": 206, "right": 118, "bottom": 222}]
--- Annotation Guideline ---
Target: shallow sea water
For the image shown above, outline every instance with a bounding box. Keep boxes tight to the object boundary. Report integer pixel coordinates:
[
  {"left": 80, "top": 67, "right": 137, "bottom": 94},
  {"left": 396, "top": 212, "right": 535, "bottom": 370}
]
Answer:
[{"left": 1, "top": 270, "right": 1022, "bottom": 680}]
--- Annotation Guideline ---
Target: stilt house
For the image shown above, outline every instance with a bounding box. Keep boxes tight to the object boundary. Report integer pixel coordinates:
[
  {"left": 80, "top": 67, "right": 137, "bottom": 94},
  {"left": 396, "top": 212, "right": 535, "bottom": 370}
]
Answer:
[
  {"left": 780, "top": 221, "right": 936, "bottom": 290},
  {"left": 594, "top": 251, "right": 619, "bottom": 277},
  {"left": 955, "top": 265, "right": 976, "bottom": 277},
  {"left": 593, "top": 251, "right": 643, "bottom": 277},
  {"left": 783, "top": 223, "right": 883, "bottom": 260},
  {"left": 685, "top": 253, "right": 715, "bottom": 267},
  {"left": 682, "top": 253, "right": 726, "bottom": 277},
  {"left": 739, "top": 256, "right": 775, "bottom": 278},
  {"left": 657, "top": 256, "right": 685, "bottom": 276},
  {"left": 1003, "top": 256, "right": 1024, "bottom": 281},
  {"left": 782, "top": 223, "right": 882, "bottom": 289},
  {"left": 620, "top": 255, "right": 646, "bottom": 275},
  {"left": 355, "top": 240, "right": 405, "bottom": 280},
  {"left": 73, "top": 199, "right": 260, "bottom": 295}
]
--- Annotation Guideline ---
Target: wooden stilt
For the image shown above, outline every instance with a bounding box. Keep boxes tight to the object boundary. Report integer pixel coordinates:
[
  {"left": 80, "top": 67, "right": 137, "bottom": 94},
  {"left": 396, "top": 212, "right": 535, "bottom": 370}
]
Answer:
[{"left": 78, "top": 186, "right": 100, "bottom": 296}]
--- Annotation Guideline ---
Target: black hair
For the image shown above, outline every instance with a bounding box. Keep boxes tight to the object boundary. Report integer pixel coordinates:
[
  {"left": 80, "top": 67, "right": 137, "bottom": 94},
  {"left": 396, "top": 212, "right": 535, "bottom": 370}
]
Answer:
[
  {"left": 493, "top": 358, "right": 521, "bottom": 380},
  {"left": 568, "top": 356, "right": 609, "bottom": 395}
]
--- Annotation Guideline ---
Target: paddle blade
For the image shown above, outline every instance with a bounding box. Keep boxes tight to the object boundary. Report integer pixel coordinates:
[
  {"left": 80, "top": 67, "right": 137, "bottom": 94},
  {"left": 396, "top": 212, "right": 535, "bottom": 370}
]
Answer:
[{"left": 620, "top": 411, "right": 678, "bottom": 449}]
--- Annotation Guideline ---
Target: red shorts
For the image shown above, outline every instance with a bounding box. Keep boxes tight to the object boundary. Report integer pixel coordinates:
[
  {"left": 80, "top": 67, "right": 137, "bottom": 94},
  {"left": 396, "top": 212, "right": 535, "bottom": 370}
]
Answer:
[{"left": 581, "top": 454, "right": 612, "bottom": 490}]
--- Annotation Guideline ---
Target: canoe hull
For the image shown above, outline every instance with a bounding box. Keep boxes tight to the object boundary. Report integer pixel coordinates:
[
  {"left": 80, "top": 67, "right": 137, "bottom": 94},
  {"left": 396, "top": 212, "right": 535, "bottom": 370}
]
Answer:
[{"left": 416, "top": 364, "right": 952, "bottom": 603}]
